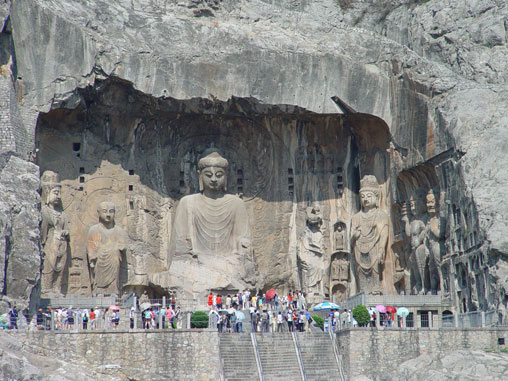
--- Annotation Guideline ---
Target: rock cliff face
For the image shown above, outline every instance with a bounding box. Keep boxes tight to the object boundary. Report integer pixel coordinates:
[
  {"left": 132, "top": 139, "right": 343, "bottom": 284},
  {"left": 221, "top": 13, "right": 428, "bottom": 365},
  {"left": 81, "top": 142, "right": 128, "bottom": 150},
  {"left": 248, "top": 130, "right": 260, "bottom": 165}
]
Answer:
[{"left": 0, "top": 0, "right": 507, "bottom": 317}]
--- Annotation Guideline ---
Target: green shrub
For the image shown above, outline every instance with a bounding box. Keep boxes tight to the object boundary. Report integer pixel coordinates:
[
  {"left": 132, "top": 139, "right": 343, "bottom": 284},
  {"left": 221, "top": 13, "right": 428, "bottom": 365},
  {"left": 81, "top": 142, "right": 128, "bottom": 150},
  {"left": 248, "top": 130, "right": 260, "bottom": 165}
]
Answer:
[
  {"left": 312, "top": 315, "right": 324, "bottom": 330},
  {"left": 190, "top": 310, "right": 208, "bottom": 328},
  {"left": 352, "top": 305, "right": 370, "bottom": 327}
]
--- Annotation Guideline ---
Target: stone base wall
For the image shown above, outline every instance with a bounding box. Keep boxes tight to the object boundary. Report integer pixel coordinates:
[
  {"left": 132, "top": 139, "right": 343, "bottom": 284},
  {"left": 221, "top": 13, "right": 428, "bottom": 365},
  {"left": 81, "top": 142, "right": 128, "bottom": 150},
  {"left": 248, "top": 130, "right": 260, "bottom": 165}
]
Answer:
[
  {"left": 10, "top": 330, "right": 221, "bottom": 380},
  {"left": 337, "top": 328, "right": 508, "bottom": 379}
]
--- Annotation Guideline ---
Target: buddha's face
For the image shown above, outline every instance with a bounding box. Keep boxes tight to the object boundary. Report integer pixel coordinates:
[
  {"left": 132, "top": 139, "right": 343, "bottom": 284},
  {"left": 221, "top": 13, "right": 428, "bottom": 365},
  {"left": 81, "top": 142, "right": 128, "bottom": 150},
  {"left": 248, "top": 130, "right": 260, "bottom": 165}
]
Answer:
[
  {"left": 48, "top": 187, "right": 61, "bottom": 206},
  {"left": 200, "top": 166, "right": 226, "bottom": 192},
  {"left": 426, "top": 194, "right": 436, "bottom": 214},
  {"left": 360, "top": 190, "right": 377, "bottom": 210},
  {"left": 98, "top": 203, "right": 115, "bottom": 224}
]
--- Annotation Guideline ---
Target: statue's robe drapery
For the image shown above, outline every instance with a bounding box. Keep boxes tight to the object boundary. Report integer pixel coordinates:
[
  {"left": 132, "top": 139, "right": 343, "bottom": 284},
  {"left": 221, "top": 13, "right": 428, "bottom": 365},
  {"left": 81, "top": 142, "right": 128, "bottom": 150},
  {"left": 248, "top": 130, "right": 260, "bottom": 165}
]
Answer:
[
  {"left": 41, "top": 205, "right": 69, "bottom": 294},
  {"left": 87, "top": 224, "right": 126, "bottom": 295},
  {"left": 351, "top": 209, "right": 389, "bottom": 295},
  {"left": 168, "top": 193, "right": 253, "bottom": 295}
]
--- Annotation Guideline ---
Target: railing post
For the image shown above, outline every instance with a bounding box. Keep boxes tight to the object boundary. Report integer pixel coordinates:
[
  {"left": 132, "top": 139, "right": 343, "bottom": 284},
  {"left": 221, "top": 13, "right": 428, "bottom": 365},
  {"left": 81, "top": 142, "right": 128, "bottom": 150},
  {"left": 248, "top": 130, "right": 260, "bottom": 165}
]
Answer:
[
  {"left": 162, "top": 296, "right": 166, "bottom": 309},
  {"left": 481, "top": 311, "right": 485, "bottom": 327},
  {"left": 454, "top": 314, "right": 459, "bottom": 328},
  {"left": 51, "top": 310, "right": 55, "bottom": 331},
  {"left": 428, "top": 311, "right": 432, "bottom": 328},
  {"left": 376, "top": 312, "right": 380, "bottom": 329}
]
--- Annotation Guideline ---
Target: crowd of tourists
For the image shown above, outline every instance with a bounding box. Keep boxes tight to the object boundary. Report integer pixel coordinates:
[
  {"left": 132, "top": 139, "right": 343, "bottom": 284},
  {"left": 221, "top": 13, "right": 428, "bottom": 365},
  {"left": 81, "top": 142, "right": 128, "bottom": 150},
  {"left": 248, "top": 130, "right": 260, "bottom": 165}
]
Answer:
[
  {"left": 207, "top": 289, "right": 318, "bottom": 333},
  {"left": 140, "top": 305, "right": 183, "bottom": 329}
]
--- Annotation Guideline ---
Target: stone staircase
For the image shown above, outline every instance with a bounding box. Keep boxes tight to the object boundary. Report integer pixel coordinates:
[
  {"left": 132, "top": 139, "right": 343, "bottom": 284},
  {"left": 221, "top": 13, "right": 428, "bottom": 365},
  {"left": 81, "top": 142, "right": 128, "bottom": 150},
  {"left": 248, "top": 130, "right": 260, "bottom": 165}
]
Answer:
[
  {"left": 220, "top": 333, "right": 259, "bottom": 381},
  {"left": 256, "top": 333, "right": 302, "bottom": 380},
  {"left": 297, "top": 332, "right": 342, "bottom": 380}
]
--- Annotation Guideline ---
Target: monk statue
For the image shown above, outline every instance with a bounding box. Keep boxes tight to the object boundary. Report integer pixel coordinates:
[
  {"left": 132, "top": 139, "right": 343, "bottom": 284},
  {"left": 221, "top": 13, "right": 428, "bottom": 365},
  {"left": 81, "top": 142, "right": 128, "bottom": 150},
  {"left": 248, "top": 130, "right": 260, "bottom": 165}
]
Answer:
[
  {"left": 351, "top": 175, "right": 389, "bottom": 295},
  {"left": 41, "top": 171, "right": 69, "bottom": 296},
  {"left": 402, "top": 190, "right": 429, "bottom": 295},
  {"left": 168, "top": 150, "right": 256, "bottom": 297},
  {"left": 297, "top": 204, "right": 326, "bottom": 300},
  {"left": 426, "top": 190, "right": 444, "bottom": 294},
  {"left": 87, "top": 201, "right": 127, "bottom": 296}
]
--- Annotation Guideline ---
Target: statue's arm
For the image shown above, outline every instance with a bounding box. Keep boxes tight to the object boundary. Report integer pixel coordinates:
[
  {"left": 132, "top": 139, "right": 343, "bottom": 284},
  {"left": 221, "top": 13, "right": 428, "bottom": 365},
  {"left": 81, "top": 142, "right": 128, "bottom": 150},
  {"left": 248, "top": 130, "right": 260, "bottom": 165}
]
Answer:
[
  {"left": 379, "top": 216, "right": 389, "bottom": 266},
  {"left": 87, "top": 228, "right": 100, "bottom": 266}
]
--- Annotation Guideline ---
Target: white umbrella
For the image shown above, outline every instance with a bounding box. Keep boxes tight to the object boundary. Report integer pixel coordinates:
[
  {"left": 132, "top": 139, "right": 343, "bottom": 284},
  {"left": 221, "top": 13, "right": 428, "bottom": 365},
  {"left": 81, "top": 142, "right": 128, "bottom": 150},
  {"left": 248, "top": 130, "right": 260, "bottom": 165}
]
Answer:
[{"left": 140, "top": 302, "right": 151, "bottom": 311}]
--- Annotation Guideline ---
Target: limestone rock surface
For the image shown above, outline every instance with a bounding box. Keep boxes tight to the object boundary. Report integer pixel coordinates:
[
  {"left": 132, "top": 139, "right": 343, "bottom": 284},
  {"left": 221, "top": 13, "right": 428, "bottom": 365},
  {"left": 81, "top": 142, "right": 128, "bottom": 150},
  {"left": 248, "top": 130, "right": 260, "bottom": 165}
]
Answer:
[{"left": 0, "top": 154, "right": 40, "bottom": 314}]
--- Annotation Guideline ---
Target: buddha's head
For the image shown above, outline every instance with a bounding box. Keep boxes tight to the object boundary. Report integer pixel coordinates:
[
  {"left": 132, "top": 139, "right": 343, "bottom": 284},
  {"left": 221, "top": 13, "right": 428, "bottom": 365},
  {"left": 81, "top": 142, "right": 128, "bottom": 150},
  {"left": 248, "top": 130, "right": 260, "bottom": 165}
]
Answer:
[
  {"left": 359, "top": 175, "right": 379, "bottom": 211},
  {"left": 197, "top": 150, "right": 229, "bottom": 194},
  {"left": 97, "top": 201, "right": 116, "bottom": 226},
  {"left": 426, "top": 190, "right": 437, "bottom": 215},
  {"left": 41, "top": 171, "right": 62, "bottom": 208}
]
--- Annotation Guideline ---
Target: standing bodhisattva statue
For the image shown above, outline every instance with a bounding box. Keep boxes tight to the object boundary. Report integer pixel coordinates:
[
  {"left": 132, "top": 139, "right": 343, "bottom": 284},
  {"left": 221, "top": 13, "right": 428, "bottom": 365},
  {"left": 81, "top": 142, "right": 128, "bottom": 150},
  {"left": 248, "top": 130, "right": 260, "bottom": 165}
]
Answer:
[
  {"left": 87, "top": 201, "right": 127, "bottom": 296},
  {"left": 351, "top": 175, "right": 389, "bottom": 295},
  {"left": 168, "top": 150, "right": 255, "bottom": 296},
  {"left": 41, "top": 171, "right": 69, "bottom": 296}
]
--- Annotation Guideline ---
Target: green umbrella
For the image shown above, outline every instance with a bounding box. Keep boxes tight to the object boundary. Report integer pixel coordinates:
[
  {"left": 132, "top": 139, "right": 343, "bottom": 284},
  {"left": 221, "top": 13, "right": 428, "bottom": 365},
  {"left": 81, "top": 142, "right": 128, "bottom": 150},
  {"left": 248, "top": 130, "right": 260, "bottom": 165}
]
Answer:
[
  {"left": 0, "top": 313, "right": 8, "bottom": 324},
  {"left": 396, "top": 307, "right": 409, "bottom": 317}
]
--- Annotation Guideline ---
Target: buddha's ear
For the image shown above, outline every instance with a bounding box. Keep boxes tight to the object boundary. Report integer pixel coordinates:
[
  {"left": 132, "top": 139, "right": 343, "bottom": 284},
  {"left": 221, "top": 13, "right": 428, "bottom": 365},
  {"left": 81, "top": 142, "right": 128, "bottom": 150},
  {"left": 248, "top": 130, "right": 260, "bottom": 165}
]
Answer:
[
  {"left": 224, "top": 175, "right": 227, "bottom": 192},
  {"left": 198, "top": 170, "right": 204, "bottom": 192}
]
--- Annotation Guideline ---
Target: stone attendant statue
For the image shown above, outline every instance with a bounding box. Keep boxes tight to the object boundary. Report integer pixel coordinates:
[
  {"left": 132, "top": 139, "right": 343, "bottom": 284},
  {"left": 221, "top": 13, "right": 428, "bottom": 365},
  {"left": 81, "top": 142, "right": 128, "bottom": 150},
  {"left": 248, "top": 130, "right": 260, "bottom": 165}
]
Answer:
[
  {"left": 351, "top": 175, "right": 389, "bottom": 295},
  {"left": 402, "top": 191, "right": 429, "bottom": 295},
  {"left": 41, "top": 171, "right": 69, "bottom": 296},
  {"left": 87, "top": 201, "right": 127, "bottom": 296},
  {"left": 297, "top": 205, "right": 326, "bottom": 300},
  {"left": 426, "top": 190, "right": 444, "bottom": 294},
  {"left": 168, "top": 150, "right": 255, "bottom": 296}
]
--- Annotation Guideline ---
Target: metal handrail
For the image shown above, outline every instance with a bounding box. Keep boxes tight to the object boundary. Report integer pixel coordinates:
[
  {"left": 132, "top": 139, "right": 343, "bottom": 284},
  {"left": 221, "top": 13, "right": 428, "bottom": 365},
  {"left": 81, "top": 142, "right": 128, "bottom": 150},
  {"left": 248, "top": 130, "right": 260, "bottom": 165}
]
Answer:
[
  {"left": 251, "top": 332, "right": 264, "bottom": 381},
  {"left": 291, "top": 332, "right": 307, "bottom": 381}
]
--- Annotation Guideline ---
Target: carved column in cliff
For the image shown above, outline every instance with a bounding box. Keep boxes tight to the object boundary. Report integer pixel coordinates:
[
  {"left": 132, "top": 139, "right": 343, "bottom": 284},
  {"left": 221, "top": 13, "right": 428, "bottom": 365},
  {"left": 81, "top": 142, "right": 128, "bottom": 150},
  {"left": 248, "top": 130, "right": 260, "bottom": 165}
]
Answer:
[
  {"left": 350, "top": 175, "right": 389, "bottom": 295},
  {"left": 40, "top": 171, "right": 70, "bottom": 297},
  {"left": 329, "top": 221, "right": 349, "bottom": 302}
]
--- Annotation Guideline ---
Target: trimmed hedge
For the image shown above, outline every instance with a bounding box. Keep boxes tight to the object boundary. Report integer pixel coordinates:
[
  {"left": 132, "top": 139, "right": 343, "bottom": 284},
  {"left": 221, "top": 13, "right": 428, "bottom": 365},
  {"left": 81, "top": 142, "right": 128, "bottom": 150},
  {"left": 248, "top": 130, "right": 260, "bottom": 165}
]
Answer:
[
  {"left": 352, "top": 305, "right": 370, "bottom": 327},
  {"left": 312, "top": 315, "right": 324, "bottom": 330},
  {"left": 190, "top": 310, "right": 208, "bottom": 328}
]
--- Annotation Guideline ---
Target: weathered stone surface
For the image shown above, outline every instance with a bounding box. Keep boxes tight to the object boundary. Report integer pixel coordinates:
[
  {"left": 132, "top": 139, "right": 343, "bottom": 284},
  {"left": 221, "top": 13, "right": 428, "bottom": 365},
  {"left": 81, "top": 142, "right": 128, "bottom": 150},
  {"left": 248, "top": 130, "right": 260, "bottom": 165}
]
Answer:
[
  {"left": 0, "top": 0, "right": 506, "bottom": 317},
  {"left": 0, "top": 154, "right": 40, "bottom": 314}
]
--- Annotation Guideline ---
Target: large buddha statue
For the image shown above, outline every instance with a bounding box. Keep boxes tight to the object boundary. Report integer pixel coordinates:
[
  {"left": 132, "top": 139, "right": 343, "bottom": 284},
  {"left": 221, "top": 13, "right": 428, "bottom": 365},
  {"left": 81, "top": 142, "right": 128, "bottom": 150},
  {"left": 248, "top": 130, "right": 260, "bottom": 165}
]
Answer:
[
  {"left": 87, "top": 201, "right": 127, "bottom": 296},
  {"left": 40, "top": 171, "right": 70, "bottom": 296},
  {"left": 351, "top": 175, "right": 389, "bottom": 295},
  {"left": 168, "top": 150, "right": 255, "bottom": 297}
]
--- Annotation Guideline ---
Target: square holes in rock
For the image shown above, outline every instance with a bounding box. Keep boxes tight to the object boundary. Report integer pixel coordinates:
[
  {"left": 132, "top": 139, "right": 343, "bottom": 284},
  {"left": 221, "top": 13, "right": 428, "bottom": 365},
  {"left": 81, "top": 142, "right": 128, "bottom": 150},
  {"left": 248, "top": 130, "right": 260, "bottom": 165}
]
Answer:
[
  {"left": 79, "top": 176, "right": 85, "bottom": 183},
  {"left": 129, "top": 170, "right": 134, "bottom": 176},
  {"left": 288, "top": 168, "right": 294, "bottom": 197},
  {"left": 72, "top": 143, "right": 81, "bottom": 152},
  {"left": 128, "top": 185, "right": 133, "bottom": 191},
  {"left": 79, "top": 167, "right": 85, "bottom": 174},
  {"left": 499, "top": 338, "right": 505, "bottom": 346}
]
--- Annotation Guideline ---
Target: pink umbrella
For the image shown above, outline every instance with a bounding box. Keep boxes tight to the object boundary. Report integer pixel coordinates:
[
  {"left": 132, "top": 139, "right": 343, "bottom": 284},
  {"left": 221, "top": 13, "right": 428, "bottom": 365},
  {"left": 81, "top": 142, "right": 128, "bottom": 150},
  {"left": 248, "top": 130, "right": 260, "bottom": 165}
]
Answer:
[{"left": 375, "top": 304, "right": 387, "bottom": 313}]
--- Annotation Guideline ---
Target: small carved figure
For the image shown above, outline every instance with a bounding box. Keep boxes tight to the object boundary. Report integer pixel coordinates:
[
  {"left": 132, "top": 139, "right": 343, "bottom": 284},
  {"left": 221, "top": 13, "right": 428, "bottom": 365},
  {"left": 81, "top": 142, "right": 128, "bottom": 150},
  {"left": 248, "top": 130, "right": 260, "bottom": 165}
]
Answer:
[
  {"left": 40, "top": 171, "right": 69, "bottom": 296},
  {"left": 298, "top": 204, "right": 326, "bottom": 299},
  {"left": 330, "top": 252, "right": 349, "bottom": 283},
  {"left": 426, "top": 190, "right": 444, "bottom": 294},
  {"left": 87, "top": 201, "right": 127, "bottom": 296},
  {"left": 333, "top": 221, "right": 346, "bottom": 252},
  {"left": 402, "top": 190, "right": 428, "bottom": 295},
  {"left": 351, "top": 175, "right": 389, "bottom": 295}
]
